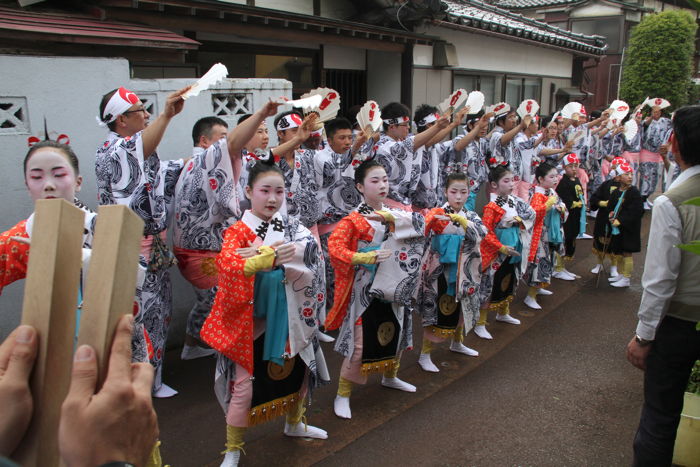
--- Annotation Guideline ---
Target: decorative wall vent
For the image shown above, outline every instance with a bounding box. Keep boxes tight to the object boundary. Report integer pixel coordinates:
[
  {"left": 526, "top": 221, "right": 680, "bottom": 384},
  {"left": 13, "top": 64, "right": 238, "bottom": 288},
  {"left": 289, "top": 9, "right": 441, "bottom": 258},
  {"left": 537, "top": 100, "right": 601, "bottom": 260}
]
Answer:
[
  {"left": 212, "top": 93, "right": 253, "bottom": 118},
  {"left": 0, "top": 97, "right": 29, "bottom": 134}
]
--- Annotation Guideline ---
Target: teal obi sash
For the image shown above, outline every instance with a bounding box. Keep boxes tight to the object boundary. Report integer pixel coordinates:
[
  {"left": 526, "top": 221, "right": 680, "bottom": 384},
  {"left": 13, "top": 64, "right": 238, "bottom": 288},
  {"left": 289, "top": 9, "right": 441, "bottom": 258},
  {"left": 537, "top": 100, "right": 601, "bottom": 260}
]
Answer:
[
  {"left": 496, "top": 226, "right": 522, "bottom": 264},
  {"left": 545, "top": 207, "right": 563, "bottom": 244},
  {"left": 464, "top": 191, "right": 477, "bottom": 212},
  {"left": 578, "top": 193, "right": 587, "bottom": 237},
  {"left": 611, "top": 190, "right": 626, "bottom": 236},
  {"left": 358, "top": 245, "right": 381, "bottom": 274},
  {"left": 253, "top": 268, "right": 288, "bottom": 366},
  {"left": 431, "top": 234, "right": 463, "bottom": 296}
]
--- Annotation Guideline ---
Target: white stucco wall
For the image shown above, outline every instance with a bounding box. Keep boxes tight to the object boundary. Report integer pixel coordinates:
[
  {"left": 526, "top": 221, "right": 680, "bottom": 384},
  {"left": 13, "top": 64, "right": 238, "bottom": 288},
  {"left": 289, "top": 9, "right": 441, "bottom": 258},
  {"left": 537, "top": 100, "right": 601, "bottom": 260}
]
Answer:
[
  {"left": 417, "top": 24, "right": 574, "bottom": 79},
  {"left": 412, "top": 68, "right": 453, "bottom": 110},
  {"left": 413, "top": 44, "right": 433, "bottom": 67},
  {"left": 570, "top": 2, "right": 622, "bottom": 18},
  {"left": 0, "top": 54, "right": 291, "bottom": 343},
  {"left": 367, "top": 49, "right": 403, "bottom": 106}
]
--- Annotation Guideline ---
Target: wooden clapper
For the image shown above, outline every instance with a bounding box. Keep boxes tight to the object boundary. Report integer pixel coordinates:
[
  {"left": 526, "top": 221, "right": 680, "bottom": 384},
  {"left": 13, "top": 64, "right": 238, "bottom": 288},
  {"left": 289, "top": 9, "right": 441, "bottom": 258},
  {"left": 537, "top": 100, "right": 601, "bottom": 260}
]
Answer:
[{"left": 13, "top": 199, "right": 143, "bottom": 466}]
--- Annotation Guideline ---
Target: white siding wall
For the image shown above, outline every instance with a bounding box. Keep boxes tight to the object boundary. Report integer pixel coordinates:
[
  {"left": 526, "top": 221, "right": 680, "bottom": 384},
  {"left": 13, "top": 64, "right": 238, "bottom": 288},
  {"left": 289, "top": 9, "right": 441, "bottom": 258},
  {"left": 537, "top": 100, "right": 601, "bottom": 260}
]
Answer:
[
  {"left": 413, "top": 44, "right": 433, "bottom": 67},
  {"left": 0, "top": 54, "right": 292, "bottom": 342},
  {"left": 418, "top": 24, "right": 574, "bottom": 78},
  {"left": 541, "top": 77, "right": 573, "bottom": 114},
  {"left": 569, "top": 2, "right": 622, "bottom": 17},
  {"left": 412, "top": 69, "right": 452, "bottom": 110}
]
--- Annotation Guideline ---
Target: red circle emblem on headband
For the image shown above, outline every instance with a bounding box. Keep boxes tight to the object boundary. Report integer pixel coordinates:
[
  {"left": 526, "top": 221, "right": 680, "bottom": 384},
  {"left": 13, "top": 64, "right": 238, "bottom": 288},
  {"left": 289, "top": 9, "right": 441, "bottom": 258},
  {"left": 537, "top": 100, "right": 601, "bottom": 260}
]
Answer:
[
  {"left": 118, "top": 87, "right": 139, "bottom": 105},
  {"left": 291, "top": 113, "right": 303, "bottom": 126}
]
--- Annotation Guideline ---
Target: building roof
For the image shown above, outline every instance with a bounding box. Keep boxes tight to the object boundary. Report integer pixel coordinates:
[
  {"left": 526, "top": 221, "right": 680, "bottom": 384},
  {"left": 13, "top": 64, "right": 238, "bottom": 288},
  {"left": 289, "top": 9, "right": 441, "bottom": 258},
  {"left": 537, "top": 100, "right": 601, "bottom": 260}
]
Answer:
[
  {"left": 493, "top": 0, "right": 583, "bottom": 8},
  {"left": 438, "top": 0, "right": 608, "bottom": 56},
  {"left": 95, "top": 0, "right": 437, "bottom": 50},
  {"left": 0, "top": 6, "right": 200, "bottom": 49},
  {"left": 491, "top": 0, "right": 649, "bottom": 11}
]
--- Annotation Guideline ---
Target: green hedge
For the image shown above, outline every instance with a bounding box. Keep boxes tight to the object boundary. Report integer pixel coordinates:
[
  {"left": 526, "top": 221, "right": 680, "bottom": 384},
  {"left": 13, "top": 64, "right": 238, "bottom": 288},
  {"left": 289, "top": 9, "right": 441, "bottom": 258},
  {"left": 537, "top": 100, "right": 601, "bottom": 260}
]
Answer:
[{"left": 620, "top": 10, "right": 697, "bottom": 109}]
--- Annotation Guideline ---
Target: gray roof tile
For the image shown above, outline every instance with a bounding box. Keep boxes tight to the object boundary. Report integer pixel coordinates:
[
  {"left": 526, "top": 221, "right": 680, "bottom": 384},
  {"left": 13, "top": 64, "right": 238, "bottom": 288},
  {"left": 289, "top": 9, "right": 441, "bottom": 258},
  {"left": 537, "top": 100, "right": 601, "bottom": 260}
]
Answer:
[{"left": 440, "top": 0, "right": 608, "bottom": 55}]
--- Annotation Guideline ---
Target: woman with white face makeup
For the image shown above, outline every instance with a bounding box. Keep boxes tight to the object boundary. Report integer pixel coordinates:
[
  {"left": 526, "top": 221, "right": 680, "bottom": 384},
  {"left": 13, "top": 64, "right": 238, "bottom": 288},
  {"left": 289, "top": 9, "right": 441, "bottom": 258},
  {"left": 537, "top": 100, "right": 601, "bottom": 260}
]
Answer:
[
  {"left": 0, "top": 141, "right": 95, "bottom": 297},
  {"left": 324, "top": 158, "right": 426, "bottom": 420},
  {"left": 200, "top": 158, "right": 329, "bottom": 467},
  {"left": 524, "top": 162, "right": 567, "bottom": 310},
  {"left": 416, "top": 172, "right": 488, "bottom": 373},
  {"left": 475, "top": 166, "right": 537, "bottom": 340}
]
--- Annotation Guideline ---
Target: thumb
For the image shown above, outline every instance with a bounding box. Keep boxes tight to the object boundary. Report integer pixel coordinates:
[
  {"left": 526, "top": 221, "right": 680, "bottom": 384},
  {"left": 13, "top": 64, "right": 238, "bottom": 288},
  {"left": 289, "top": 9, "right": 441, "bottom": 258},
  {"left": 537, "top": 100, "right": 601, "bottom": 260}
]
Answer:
[
  {"left": 4, "top": 325, "right": 38, "bottom": 382},
  {"left": 64, "top": 345, "right": 98, "bottom": 406}
]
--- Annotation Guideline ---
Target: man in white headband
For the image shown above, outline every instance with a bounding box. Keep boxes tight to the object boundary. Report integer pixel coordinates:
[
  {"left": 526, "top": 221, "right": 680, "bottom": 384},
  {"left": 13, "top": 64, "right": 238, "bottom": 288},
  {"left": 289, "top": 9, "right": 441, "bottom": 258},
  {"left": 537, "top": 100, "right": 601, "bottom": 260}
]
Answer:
[
  {"left": 559, "top": 106, "right": 611, "bottom": 210},
  {"left": 639, "top": 100, "right": 673, "bottom": 210},
  {"left": 173, "top": 101, "right": 285, "bottom": 363},
  {"left": 271, "top": 110, "right": 322, "bottom": 230},
  {"left": 412, "top": 104, "right": 474, "bottom": 210},
  {"left": 373, "top": 101, "right": 449, "bottom": 210},
  {"left": 95, "top": 84, "right": 191, "bottom": 398},
  {"left": 513, "top": 114, "right": 572, "bottom": 200}
]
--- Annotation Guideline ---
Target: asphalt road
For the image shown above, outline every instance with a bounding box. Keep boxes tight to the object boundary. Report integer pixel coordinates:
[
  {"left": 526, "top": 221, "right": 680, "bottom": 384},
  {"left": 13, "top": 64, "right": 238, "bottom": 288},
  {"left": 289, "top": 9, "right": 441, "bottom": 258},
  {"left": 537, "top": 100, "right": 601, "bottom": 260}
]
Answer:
[{"left": 155, "top": 213, "right": 650, "bottom": 467}]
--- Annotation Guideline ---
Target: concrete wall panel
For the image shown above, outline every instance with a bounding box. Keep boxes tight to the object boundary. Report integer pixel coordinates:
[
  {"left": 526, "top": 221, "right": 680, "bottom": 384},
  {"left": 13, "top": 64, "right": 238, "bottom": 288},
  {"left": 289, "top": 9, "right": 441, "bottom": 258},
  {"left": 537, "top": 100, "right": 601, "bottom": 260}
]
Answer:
[{"left": 0, "top": 54, "right": 291, "bottom": 343}]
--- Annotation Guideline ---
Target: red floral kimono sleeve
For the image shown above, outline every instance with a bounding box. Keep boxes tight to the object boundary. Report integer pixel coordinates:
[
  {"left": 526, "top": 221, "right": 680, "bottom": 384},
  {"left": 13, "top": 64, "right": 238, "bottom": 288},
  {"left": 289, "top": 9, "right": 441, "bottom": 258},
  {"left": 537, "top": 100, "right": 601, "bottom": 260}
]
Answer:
[
  {"left": 529, "top": 192, "right": 547, "bottom": 263},
  {"left": 480, "top": 203, "right": 504, "bottom": 271},
  {"left": 0, "top": 221, "right": 30, "bottom": 295},
  {"left": 325, "top": 212, "right": 374, "bottom": 330},
  {"left": 201, "top": 222, "right": 257, "bottom": 374},
  {"left": 424, "top": 208, "right": 448, "bottom": 235}
]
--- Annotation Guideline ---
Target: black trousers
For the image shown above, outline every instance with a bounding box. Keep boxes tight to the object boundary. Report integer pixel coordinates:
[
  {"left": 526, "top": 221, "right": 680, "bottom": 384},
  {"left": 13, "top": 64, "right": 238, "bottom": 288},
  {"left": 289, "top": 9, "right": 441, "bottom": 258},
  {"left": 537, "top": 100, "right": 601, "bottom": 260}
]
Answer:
[{"left": 633, "top": 315, "right": 700, "bottom": 466}]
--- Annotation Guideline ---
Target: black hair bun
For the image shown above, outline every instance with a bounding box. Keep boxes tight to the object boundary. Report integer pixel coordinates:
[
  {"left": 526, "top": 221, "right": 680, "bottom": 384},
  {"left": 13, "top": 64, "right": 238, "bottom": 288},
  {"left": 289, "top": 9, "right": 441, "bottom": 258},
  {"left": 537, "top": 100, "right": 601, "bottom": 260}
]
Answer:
[{"left": 253, "top": 149, "right": 276, "bottom": 166}]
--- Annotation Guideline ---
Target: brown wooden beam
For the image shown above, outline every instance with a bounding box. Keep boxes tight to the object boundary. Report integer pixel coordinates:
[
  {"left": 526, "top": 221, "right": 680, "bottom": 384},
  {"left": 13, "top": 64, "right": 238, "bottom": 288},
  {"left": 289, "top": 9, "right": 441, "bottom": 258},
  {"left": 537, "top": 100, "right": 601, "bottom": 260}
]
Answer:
[
  {"left": 0, "top": 36, "right": 189, "bottom": 62},
  {"left": 0, "top": 29, "right": 196, "bottom": 49},
  {"left": 104, "top": 8, "right": 406, "bottom": 52},
  {"left": 99, "top": 0, "right": 435, "bottom": 44}
]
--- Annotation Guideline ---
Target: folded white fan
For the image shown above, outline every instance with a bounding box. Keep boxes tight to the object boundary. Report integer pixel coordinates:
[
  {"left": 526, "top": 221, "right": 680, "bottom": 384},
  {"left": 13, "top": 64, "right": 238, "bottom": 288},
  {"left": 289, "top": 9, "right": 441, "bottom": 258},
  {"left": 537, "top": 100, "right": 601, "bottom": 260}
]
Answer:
[
  {"left": 623, "top": 120, "right": 638, "bottom": 143},
  {"left": 646, "top": 97, "right": 671, "bottom": 109},
  {"left": 609, "top": 99, "right": 630, "bottom": 122},
  {"left": 182, "top": 63, "right": 228, "bottom": 99},
  {"left": 465, "top": 91, "right": 485, "bottom": 114},
  {"left": 356, "top": 100, "right": 382, "bottom": 133},
  {"left": 516, "top": 99, "right": 539, "bottom": 118},
  {"left": 276, "top": 94, "right": 323, "bottom": 110},
  {"left": 300, "top": 87, "right": 341, "bottom": 122},
  {"left": 560, "top": 102, "right": 583, "bottom": 119},
  {"left": 438, "top": 89, "right": 468, "bottom": 114},
  {"left": 485, "top": 102, "right": 510, "bottom": 117}
]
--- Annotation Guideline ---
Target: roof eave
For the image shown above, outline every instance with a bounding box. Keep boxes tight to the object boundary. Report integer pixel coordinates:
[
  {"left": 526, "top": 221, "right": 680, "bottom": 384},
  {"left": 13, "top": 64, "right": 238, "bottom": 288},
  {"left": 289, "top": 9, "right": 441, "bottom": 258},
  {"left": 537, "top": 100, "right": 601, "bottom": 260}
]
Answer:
[
  {"left": 96, "top": 0, "right": 438, "bottom": 45},
  {"left": 433, "top": 18, "right": 605, "bottom": 58}
]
